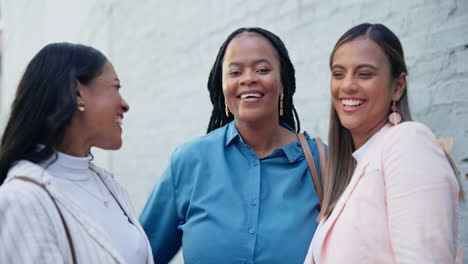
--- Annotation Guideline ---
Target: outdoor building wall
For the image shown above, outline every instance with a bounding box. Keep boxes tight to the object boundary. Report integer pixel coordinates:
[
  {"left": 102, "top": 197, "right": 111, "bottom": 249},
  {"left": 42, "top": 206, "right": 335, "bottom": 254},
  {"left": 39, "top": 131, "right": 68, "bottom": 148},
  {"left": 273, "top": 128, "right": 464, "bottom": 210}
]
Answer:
[{"left": 1, "top": 1, "right": 467, "bottom": 262}]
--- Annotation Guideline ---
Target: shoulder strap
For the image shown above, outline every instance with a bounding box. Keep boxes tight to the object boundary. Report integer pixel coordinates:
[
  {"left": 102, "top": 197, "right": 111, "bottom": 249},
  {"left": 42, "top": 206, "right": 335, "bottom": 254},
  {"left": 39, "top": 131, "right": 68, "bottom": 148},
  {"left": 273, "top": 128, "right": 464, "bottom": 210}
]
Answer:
[
  {"left": 315, "top": 137, "right": 328, "bottom": 189},
  {"left": 297, "top": 134, "right": 323, "bottom": 203},
  {"left": 12, "top": 176, "right": 77, "bottom": 264}
]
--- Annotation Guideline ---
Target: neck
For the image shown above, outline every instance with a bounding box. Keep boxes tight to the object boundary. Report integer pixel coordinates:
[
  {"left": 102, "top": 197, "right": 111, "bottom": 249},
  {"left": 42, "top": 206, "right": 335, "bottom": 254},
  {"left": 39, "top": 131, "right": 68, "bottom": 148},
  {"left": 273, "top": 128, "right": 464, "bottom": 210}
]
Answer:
[
  {"left": 351, "top": 117, "right": 388, "bottom": 150},
  {"left": 235, "top": 117, "right": 296, "bottom": 158},
  {"left": 57, "top": 119, "right": 92, "bottom": 157}
]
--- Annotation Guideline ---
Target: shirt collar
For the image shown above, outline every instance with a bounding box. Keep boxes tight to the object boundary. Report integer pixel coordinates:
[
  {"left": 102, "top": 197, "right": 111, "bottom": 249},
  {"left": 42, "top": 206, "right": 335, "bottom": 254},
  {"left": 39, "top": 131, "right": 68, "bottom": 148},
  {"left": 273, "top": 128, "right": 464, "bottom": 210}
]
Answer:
[
  {"left": 224, "top": 121, "right": 240, "bottom": 147},
  {"left": 352, "top": 126, "right": 383, "bottom": 164},
  {"left": 224, "top": 121, "right": 305, "bottom": 163},
  {"left": 281, "top": 131, "right": 311, "bottom": 163},
  {"left": 224, "top": 121, "right": 297, "bottom": 146}
]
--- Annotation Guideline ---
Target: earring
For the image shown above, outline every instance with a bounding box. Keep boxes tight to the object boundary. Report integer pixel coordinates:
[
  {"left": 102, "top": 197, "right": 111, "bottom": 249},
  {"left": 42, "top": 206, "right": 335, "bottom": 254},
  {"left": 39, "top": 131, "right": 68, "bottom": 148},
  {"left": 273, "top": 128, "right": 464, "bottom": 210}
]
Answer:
[
  {"left": 78, "top": 104, "right": 85, "bottom": 112},
  {"left": 388, "top": 101, "right": 401, "bottom": 125},
  {"left": 225, "top": 103, "right": 229, "bottom": 118},
  {"left": 279, "top": 92, "right": 284, "bottom": 116}
]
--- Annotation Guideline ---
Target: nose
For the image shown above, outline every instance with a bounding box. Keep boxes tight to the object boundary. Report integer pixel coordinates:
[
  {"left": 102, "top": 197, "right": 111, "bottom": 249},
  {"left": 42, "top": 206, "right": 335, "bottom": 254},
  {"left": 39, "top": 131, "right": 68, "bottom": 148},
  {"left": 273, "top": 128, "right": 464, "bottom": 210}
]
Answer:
[
  {"left": 240, "top": 69, "right": 256, "bottom": 87},
  {"left": 341, "top": 74, "right": 358, "bottom": 94},
  {"left": 121, "top": 97, "right": 130, "bottom": 113}
]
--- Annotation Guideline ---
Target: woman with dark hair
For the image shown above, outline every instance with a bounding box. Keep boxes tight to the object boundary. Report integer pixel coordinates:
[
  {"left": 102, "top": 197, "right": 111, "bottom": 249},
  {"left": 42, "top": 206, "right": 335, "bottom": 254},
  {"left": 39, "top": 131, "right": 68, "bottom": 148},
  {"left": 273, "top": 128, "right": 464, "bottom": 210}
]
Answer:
[
  {"left": 305, "top": 23, "right": 463, "bottom": 263},
  {"left": 140, "top": 27, "right": 324, "bottom": 263},
  {"left": 0, "top": 43, "right": 153, "bottom": 263}
]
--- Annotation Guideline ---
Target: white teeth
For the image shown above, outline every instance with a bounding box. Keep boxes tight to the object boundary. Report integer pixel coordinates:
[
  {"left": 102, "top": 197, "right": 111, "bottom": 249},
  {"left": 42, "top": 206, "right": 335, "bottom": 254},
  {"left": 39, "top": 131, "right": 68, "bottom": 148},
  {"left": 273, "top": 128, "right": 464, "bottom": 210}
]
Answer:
[
  {"left": 341, "top": 99, "right": 364, "bottom": 106},
  {"left": 115, "top": 117, "right": 122, "bottom": 126},
  {"left": 240, "top": 93, "right": 262, "bottom": 99}
]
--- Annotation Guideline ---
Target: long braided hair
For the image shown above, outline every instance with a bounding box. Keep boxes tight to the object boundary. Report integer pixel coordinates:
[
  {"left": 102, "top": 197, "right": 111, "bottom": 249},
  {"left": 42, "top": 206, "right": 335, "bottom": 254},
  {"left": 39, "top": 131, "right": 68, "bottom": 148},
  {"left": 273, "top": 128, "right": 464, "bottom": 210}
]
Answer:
[{"left": 206, "top": 27, "right": 300, "bottom": 133}]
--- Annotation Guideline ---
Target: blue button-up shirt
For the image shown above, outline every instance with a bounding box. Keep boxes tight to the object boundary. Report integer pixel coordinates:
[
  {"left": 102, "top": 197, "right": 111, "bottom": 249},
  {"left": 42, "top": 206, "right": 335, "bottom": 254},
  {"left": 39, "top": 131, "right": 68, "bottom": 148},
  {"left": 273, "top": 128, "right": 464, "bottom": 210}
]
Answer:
[{"left": 140, "top": 122, "right": 323, "bottom": 264}]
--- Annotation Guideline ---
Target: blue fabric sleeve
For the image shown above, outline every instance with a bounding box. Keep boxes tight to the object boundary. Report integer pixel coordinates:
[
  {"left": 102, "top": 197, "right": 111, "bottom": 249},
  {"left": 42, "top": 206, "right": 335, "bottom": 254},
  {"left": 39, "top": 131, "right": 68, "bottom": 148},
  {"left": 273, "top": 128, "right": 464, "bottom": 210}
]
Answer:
[{"left": 139, "top": 154, "right": 182, "bottom": 263}]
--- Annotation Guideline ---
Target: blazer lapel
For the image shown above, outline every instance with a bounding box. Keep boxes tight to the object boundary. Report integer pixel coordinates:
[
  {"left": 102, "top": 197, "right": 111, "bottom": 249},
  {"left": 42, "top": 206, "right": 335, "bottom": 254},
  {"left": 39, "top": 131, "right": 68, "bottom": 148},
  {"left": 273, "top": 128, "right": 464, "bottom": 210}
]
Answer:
[
  {"left": 47, "top": 179, "right": 127, "bottom": 263},
  {"left": 11, "top": 162, "right": 128, "bottom": 263},
  {"left": 7, "top": 160, "right": 150, "bottom": 264},
  {"left": 90, "top": 164, "right": 155, "bottom": 264},
  {"left": 90, "top": 164, "right": 135, "bottom": 221},
  {"left": 317, "top": 125, "right": 392, "bottom": 261},
  {"left": 317, "top": 162, "right": 369, "bottom": 261}
]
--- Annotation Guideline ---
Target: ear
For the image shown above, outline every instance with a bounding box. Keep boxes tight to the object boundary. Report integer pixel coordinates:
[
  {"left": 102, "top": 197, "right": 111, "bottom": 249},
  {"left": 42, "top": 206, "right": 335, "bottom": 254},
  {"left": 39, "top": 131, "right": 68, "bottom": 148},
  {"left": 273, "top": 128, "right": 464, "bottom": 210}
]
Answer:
[
  {"left": 392, "top": 72, "right": 406, "bottom": 101},
  {"left": 76, "top": 81, "right": 87, "bottom": 105}
]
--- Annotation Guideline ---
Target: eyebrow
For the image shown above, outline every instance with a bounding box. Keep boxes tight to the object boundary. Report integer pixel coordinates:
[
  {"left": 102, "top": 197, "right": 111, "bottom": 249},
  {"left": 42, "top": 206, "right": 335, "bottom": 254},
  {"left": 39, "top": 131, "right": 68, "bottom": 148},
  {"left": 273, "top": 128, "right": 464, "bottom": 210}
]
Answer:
[
  {"left": 227, "top": 59, "right": 273, "bottom": 67},
  {"left": 331, "top": 64, "right": 379, "bottom": 71}
]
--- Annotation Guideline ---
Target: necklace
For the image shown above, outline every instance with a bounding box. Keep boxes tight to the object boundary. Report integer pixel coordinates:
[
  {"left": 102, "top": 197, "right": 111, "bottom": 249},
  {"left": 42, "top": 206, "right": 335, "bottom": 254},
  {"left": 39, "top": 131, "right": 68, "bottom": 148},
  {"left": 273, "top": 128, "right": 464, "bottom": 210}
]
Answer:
[{"left": 73, "top": 171, "right": 111, "bottom": 208}]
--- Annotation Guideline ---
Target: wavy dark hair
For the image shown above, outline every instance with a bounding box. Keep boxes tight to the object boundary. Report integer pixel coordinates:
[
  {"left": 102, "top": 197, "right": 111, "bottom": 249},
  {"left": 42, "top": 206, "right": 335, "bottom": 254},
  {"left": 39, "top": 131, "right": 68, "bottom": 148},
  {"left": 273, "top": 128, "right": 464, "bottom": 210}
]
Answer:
[
  {"left": 0, "top": 43, "right": 107, "bottom": 184},
  {"left": 206, "top": 27, "right": 300, "bottom": 133}
]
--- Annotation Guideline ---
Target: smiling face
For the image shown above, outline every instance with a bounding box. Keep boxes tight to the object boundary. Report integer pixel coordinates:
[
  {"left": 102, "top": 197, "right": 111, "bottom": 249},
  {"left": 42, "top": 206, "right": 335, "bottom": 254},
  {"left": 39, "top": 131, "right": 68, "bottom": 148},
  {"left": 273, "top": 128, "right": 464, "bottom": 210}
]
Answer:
[
  {"left": 78, "top": 61, "right": 129, "bottom": 150},
  {"left": 330, "top": 37, "right": 405, "bottom": 148},
  {"left": 222, "top": 33, "right": 283, "bottom": 126}
]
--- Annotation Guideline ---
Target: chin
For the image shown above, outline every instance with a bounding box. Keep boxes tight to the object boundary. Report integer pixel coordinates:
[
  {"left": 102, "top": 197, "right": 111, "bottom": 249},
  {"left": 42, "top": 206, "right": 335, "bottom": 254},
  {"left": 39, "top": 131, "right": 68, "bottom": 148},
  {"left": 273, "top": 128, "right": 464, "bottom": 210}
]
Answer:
[
  {"left": 110, "top": 141, "right": 123, "bottom": 150},
  {"left": 237, "top": 111, "right": 274, "bottom": 124},
  {"left": 97, "top": 140, "right": 123, "bottom": 151}
]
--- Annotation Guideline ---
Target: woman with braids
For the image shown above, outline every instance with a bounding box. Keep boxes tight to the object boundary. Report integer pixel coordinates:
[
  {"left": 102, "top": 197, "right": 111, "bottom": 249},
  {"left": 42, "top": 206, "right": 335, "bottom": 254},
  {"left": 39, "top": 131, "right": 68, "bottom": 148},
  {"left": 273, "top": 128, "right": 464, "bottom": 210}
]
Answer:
[
  {"left": 140, "top": 27, "right": 324, "bottom": 264},
  {"left": 0, "top": 43, "right": 153, "bottom": 263},
  {"left": 304, "top": 23, "right": 464, "bottom": 263}
]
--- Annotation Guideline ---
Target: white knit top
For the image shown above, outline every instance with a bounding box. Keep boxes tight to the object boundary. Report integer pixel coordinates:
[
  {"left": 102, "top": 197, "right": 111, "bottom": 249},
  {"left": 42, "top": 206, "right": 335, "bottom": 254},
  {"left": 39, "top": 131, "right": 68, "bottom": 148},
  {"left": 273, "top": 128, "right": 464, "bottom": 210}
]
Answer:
[{"left": 41, "top": 152, "right": 148, "bottom": 264}]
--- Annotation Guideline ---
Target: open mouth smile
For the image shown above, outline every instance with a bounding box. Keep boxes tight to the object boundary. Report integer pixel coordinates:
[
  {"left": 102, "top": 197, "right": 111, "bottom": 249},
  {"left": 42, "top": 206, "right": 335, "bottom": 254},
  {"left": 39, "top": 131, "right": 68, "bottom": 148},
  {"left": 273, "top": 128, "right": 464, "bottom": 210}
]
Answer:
[
  {"left": 340, "top": 98, "right": 366, "bottom": 112},
  {"left": 239, "top": 92, "right": 264, "bottom": 99},
  {"left": 341, "top": 98, "right": 365, "bottom": 106},
  {"left": 115, "top": 116, "right": 123, "bottom": 126}
]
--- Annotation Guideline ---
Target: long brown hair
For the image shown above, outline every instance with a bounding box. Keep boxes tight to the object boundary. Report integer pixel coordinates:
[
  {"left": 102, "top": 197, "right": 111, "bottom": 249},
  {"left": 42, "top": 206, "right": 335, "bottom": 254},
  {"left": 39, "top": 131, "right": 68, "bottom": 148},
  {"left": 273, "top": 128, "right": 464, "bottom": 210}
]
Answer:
[{"left": 319, "top": 23, "right": 464, "bottom": 220}]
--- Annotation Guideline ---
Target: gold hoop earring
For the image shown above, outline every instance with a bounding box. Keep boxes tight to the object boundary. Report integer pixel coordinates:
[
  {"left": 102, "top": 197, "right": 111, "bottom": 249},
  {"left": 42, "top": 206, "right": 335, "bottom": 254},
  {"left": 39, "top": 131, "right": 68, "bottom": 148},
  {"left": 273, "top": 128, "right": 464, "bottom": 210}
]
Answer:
[{"left": 279, "top": 92, "right": 284, "bottom": 116}]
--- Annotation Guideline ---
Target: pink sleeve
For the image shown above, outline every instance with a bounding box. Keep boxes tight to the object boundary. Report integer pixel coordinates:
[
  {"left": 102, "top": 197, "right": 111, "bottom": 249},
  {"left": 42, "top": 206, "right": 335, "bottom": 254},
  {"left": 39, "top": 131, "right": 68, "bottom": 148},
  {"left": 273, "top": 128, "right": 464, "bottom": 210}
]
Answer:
[
  {"left": 304, "top": 245, "right": 314, "bottom": 264},
  {"left": 382, "top": 122, "right": 459, "bottom": 263}
]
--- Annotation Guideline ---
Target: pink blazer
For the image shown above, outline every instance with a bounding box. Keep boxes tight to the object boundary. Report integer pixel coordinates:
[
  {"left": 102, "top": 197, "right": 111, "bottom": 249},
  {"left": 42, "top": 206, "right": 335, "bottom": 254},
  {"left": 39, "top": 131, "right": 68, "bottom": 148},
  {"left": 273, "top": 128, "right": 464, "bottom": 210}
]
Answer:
[{"left": 305, "top": 122, "right": 459, "bottom": 264}]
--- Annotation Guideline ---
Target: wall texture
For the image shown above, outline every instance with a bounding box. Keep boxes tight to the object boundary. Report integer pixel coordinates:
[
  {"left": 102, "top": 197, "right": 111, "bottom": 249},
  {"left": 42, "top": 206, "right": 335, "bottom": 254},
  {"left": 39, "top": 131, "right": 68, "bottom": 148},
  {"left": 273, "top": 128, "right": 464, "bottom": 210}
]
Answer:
[{"left": 2, "top": 0, "right": 467, "bottom": 263}]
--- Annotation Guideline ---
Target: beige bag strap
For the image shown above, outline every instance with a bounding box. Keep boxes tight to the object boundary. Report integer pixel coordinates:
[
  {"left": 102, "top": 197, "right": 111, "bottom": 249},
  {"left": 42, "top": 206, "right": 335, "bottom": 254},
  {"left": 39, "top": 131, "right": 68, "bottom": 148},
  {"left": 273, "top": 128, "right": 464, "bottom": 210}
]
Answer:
[
  {"left": 12, "top": 176, "right": 77, "bottom": 264},
  {"left": 297, "top": 133, "right": 326, "bottom": 203}
]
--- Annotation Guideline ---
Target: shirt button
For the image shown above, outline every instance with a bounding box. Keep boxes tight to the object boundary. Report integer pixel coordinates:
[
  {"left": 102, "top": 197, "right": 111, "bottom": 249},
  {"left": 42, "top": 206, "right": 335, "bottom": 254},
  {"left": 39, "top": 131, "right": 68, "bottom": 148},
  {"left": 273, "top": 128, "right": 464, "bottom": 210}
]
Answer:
[
  {"left": 253, "top": 162, "right": 258, "bottom": 166},
  {"left": 250, "top": 199, "right": 257, "bottom": 206},
  {"left": 248, "top": 227, "right": 255, "bottom": 234}
]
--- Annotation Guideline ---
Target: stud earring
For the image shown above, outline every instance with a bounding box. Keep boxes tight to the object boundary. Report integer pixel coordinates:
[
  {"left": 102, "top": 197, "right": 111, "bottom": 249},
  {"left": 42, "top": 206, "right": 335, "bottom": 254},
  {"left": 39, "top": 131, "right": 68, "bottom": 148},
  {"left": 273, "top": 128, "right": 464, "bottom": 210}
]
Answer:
[
  {"left": 77, "top": 100, "right": 84, "bottom": 112},
  {"left": 225, "top": 103, "right": 229, "bottom": 118},
  {"left": 388, "top": 101, "right": 401, "bottom": 125},
  {"left": 279, "top": 92, "right": 284, "bottom": 116}
]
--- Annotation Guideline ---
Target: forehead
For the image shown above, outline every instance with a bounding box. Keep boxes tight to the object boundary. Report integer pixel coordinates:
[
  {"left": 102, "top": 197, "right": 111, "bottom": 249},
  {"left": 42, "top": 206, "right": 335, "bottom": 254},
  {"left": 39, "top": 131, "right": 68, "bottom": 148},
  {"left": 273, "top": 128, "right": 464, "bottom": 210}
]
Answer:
[
  {"left": 332, "top": 37, "right": 389, "bottom": 67},
  {"left": 223, "top": 33, "right": 279, "bottom": 64},
  {"left": 95, "top": 61, "right": 118, "bottom": 81}
]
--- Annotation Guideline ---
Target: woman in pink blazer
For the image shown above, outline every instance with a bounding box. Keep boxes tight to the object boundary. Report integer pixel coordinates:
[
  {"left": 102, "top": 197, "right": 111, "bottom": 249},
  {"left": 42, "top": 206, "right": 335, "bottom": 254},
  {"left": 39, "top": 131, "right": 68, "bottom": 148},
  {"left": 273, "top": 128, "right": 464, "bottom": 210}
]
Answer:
[{"left": 305, "top": 23, "right": 464, "bottom": 264}]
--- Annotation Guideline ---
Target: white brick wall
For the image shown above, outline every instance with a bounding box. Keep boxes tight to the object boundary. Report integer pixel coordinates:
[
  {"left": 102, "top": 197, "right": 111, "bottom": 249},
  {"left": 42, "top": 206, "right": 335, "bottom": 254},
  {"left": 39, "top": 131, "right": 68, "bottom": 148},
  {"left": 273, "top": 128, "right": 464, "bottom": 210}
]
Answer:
[{"left": 1, "top": 1, "right": 467, "bottom": 263}]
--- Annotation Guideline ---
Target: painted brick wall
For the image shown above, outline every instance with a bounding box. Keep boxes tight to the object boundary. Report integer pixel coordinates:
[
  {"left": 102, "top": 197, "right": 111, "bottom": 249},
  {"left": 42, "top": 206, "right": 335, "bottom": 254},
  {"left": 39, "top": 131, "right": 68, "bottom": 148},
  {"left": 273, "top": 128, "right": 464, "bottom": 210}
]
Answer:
[{"left": 2, "top": 0, "right": 467, "bottom": 263}]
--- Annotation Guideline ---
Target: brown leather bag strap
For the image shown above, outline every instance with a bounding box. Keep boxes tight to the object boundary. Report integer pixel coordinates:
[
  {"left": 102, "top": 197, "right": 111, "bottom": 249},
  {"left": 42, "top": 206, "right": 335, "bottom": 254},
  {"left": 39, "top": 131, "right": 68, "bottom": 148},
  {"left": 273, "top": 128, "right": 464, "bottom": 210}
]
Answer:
[
  {"left": 12, "top": 176, "right": 77, "bottom": 264},
  {"left": 315, "top": 137, "right": 328, "bottom": 190},
  {"left": 297, "top": 134, "right": 323, "bottom": 203}
]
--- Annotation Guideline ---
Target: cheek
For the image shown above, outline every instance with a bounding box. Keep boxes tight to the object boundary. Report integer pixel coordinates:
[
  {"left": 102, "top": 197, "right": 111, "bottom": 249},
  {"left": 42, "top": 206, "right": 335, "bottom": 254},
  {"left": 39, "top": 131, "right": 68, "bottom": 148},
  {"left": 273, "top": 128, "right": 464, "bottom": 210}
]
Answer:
[
  {"left": 222, "top": 80, "right": 236, "bottom": 99},
  {"left": 370, "top": 82, "right": 393, "bottom": 104},
  {"left": 330, "top": 80, "right": 339, "bottom": 98}
]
